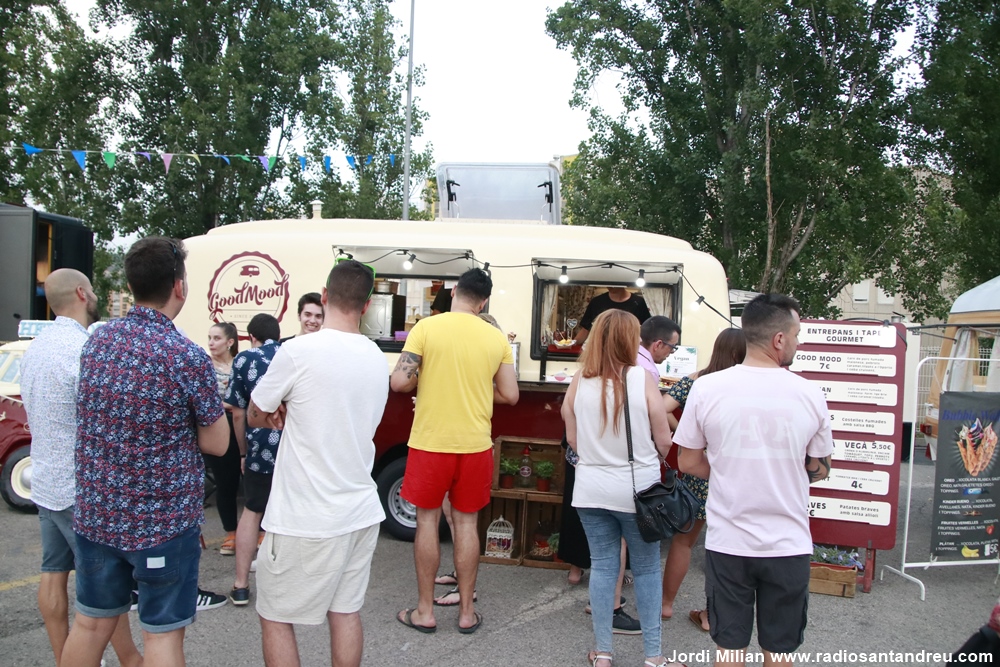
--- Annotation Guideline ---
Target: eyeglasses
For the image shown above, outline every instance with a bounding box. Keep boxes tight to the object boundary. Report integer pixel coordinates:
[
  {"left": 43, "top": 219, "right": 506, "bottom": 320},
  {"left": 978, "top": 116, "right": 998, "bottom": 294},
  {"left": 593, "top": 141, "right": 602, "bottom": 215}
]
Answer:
[
  {"left": 335, "top": 257, "right": 377, "bottom": 299},
  {"left": 659, "top": 340, "right": 679, "bottom": 352}
]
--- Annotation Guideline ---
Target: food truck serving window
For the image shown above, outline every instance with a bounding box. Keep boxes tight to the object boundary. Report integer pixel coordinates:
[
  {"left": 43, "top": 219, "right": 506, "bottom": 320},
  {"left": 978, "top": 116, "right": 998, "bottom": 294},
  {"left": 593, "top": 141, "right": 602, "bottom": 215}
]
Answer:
[
  {"left": 333, "top": 246, "right": 478, "bottom": 352},
  {"left": 529, "top": 260, "right": 682, "bottom": 361}
]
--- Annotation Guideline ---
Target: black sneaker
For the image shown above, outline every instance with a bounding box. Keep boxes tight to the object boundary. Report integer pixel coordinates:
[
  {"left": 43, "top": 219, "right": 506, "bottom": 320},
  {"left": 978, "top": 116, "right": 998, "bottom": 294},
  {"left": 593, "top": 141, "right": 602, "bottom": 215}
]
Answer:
[
  {"left": 611, "top": 607, "right": 642, "bottom": 635},
  {"left": 129, "top": 590, "right": 139, "bottom": 612},
  {"left": 229, "top": 587, "right": 250, "bottom": 606},
  {"left": 196, "top": 588, "right": 228, "bottom": 611}
]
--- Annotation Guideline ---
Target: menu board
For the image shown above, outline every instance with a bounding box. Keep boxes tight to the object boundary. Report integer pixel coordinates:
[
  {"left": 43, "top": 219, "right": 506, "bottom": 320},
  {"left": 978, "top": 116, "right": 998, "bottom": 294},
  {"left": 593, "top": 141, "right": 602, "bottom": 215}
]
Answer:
[
  {"left": 930, "top": 392, "right": 1000, "bottom": 561},
  {"left": 792, "top": 320, "right": 906, "bottom": 551}
]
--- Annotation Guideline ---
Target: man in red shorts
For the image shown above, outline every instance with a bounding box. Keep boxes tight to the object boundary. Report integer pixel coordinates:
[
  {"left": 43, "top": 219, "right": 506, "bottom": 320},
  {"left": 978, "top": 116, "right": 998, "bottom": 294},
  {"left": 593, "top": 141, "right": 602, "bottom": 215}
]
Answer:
[{"left": 390, "top": 268, "right": 519, "bottom": 634}]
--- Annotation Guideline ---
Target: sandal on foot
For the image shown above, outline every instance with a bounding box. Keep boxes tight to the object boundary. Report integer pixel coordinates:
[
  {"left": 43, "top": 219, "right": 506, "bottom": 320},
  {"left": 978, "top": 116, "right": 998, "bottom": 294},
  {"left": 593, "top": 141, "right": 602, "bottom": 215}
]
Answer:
[
  {"left": 587, "top": 651, "right": 612, "bottom": 667},
  {"left": 434, "top": 571, "right": 458, "bottom": 586},
  {"left": 457, "top": 611, "right": 483, "bottom": 634},
  {"left": 644, "top": 660, "right": 687, "bottom": 667},
  {"left": 433, "top": 587, "right": 477, "bottom": 606},
  {"left": 688, "top": 609, "right": 709, "bottom": 632},
  {"left": 396, "top": 608, "right": 436, "bottom": 634},
  {"left": 623, "top": 573, "right": 634, "bottom": 586}
]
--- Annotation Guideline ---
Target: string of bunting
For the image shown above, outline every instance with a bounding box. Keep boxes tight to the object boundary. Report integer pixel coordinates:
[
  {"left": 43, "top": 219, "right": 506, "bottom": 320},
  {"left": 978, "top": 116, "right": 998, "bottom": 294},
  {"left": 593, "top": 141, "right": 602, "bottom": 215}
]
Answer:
[{"left": 10, "top": 143, "right": 396, "bottom": 173}]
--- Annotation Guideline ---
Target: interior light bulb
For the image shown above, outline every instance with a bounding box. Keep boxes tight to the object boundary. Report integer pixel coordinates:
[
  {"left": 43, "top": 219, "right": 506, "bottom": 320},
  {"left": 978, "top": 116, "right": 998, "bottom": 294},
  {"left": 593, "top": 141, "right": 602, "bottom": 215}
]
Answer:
[
  {"left": 403, "top": 253, "right": 416, "bottom": 271},
  {"left": 559, "top": 266, "right": 569, "bottom": 284},
  {"left": 635, "top": 269, "right": 646, "bottom": 288}
]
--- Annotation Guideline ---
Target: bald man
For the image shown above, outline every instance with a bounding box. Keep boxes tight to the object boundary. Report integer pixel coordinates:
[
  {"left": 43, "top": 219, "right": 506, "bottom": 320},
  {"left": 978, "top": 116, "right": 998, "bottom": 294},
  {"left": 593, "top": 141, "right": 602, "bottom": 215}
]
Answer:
[{"left": 20, "top": 269, "right": 142, "bottom": 667}]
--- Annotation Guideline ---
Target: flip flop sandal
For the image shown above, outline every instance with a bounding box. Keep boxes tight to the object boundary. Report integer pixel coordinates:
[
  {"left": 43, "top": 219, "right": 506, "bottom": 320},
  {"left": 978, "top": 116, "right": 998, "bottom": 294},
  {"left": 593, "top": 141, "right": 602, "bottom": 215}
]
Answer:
[
  {"left": 396, "top": 608, "right": 436, "bottom": 634},
  {"left": 688, "top": 609, "right": 709, "bottom": 632},
  {"left": 457, "top": 611, "right": 483, "bottom": 634},
  {"left": 587, "top": 651, "right": 613, "bottom": 666},
  {"left": 434, "top": 587, "right": 477, "bottom": 606},
  {"left": 434, "top": 571, "right": 458, "bottom": 586}
]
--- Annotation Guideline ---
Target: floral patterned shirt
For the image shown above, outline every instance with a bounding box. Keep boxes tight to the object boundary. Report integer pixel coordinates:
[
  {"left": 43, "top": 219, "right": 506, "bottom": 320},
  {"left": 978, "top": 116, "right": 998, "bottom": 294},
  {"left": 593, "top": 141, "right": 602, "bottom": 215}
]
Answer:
[
  {"left": 75, "top": 306, "right": 224, "bottom": 550},
  {"left": 224, "top": 340, "right": 282, "bottom": 474}
]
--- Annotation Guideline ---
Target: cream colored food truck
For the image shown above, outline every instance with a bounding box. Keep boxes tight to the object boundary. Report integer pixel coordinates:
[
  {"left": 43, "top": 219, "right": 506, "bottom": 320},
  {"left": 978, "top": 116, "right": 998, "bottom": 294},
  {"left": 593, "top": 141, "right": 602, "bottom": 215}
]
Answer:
[{"left": 176, "top": 216, "right": 731, "bottom": 539}]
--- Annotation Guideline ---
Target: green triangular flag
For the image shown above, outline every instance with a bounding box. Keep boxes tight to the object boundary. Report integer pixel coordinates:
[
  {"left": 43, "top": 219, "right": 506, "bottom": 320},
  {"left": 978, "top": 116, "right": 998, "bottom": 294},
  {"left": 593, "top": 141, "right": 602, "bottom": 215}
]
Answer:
[
  {"left": 268, "top": 156, "right": 277, "bottom": 172},
  {"left": 103, "top": 152, "right": 116, "bottom": 169},
  {"left": 233, "top": 155, "right": 252, "bottom": 162}
]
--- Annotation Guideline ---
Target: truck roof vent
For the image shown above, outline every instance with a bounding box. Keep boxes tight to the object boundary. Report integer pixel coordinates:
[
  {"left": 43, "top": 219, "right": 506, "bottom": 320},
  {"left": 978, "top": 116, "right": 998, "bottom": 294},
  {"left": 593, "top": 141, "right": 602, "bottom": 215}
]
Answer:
[{"left": 311, "top": 200, "right": 324, "bottom": 220}]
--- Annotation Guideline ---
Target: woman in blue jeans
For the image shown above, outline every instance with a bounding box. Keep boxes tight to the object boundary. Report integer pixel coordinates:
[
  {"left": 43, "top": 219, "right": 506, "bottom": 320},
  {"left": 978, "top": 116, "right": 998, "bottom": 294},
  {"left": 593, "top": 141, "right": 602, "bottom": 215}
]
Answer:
[{"left": 562, "top": 310, "right": 683, "bottom": 667}]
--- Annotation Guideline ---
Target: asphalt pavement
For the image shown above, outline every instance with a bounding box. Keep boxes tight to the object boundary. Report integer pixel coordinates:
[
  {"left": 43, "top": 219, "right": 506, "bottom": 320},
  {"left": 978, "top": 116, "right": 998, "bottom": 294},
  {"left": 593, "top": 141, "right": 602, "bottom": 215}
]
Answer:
[{"left": 1, "top": 457, "right": 996, "bottom": 667}]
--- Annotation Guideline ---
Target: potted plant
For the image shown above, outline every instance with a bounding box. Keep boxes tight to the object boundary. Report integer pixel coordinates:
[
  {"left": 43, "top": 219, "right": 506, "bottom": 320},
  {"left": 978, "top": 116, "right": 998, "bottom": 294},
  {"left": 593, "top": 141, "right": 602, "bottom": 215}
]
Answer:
[
  {"left": 534, "top": 460, "right": 556, "bottom": 492},
  {"left": 499, "top": 457, "right": 519, "bottom": 488}
]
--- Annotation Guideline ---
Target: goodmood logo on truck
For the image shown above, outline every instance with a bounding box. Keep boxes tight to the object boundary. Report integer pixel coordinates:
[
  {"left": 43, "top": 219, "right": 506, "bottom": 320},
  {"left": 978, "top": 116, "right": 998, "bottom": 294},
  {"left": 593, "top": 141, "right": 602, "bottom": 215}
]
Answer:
[{"left": 207, "top": 251, "right": 290, "bottom": 338}]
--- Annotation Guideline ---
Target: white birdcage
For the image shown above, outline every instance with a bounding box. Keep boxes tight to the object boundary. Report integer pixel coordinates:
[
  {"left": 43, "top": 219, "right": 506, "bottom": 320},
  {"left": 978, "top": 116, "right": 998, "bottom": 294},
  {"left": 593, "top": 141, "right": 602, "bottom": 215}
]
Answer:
[{"left": 485, "top": 515, "right": 515, "bottom": 558}]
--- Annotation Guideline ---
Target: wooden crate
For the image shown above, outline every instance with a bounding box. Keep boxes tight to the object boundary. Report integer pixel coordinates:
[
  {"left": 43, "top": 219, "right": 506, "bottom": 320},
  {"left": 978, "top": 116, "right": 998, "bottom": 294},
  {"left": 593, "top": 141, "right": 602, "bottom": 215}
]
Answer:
[
  {"left": 809, "top": 563, "right": 857, "bottom": 598},
  {"left": 478, "top": 489, "right": 525, "bottom": 565},
  {"left": 492, "top": 436, "right": 565, "bottom": 495},
  {"left": 521, "top": 492, "right": 570, "bottom": 570}
]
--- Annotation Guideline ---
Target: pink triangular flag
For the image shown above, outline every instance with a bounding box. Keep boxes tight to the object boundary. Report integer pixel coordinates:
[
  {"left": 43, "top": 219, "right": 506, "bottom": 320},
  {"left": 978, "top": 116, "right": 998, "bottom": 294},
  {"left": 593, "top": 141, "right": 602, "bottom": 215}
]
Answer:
[{"left": 162, "top": 153, "right": 173, "bottom": 172}]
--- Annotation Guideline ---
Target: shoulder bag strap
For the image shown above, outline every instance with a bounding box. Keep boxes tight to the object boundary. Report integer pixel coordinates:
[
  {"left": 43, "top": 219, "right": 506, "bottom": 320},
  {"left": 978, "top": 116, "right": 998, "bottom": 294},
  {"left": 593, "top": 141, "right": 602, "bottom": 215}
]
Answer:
[{"left": 622, "top": 367, "right": 637, "bottom": 497}]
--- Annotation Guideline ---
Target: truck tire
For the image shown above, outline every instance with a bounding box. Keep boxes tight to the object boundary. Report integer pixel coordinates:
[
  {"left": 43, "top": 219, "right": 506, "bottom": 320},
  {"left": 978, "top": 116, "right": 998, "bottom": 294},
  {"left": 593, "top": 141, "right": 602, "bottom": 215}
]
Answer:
[
  {"left": 1, "top": 445, "right": 37, "bottom": 513},
  {"left": 376, "top": 457, "right": 417, "bottom": 541}
]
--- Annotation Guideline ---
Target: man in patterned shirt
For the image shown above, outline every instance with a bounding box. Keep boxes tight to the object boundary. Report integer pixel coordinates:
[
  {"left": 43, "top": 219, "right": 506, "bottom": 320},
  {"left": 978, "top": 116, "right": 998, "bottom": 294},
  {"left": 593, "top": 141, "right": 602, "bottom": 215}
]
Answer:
[
  {"left": 225, "top": 313, "right": 283, "bottom": 606},
  {"left": 20, "top": 269, "right": 142, "bottom": 667},
  {"left": 61, "top": 237, "right": 229, "bottom": 667}
]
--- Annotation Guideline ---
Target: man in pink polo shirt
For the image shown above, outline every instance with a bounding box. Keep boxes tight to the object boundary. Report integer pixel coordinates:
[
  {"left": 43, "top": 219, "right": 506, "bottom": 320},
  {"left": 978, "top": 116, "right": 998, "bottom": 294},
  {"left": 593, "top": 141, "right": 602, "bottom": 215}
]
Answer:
[{"left": 636, "top": 316, "right": 681, "bottom": 382}]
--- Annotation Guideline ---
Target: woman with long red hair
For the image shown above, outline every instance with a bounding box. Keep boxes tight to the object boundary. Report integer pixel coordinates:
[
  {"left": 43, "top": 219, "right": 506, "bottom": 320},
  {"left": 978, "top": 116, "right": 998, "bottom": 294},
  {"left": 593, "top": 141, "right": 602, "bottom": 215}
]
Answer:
[{"left": 562, "top": 310, "right": 683, "bottom": 667}]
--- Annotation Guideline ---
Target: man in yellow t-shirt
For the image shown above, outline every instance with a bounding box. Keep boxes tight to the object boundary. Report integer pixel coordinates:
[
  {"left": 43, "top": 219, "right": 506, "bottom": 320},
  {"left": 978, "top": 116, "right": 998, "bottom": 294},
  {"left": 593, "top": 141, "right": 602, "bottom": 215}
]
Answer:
[{"left": 390, "top": 268, "right": 519, "bottom": 635}]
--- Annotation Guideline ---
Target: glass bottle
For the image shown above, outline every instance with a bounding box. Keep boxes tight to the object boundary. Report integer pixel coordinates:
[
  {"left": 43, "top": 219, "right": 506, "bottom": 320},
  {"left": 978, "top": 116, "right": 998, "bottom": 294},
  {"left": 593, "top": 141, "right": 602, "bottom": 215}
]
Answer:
[{"left": 518, "top": 445, "right": 533, "bottom": 487}]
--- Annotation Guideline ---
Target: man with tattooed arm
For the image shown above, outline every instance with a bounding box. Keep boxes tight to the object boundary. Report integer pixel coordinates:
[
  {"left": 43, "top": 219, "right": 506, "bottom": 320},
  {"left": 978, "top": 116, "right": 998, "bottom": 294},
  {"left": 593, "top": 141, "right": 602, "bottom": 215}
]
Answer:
[
  {"left": 390, "top": 268, "right": 519, "bottom": 635},
  {"left": 675, "top": 294, "right": 833, "bottom": 667}
]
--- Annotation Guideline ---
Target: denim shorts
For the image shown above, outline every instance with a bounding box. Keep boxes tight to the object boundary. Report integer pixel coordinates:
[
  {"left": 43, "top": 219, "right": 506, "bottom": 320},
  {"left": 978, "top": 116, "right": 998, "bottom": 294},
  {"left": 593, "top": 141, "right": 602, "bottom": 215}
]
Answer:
[
  {"left": 39, "top": 506, "right": 76, "bottom": 573},
  {"left": 75, "top": 525, "right": 201, "bottom": 633}
]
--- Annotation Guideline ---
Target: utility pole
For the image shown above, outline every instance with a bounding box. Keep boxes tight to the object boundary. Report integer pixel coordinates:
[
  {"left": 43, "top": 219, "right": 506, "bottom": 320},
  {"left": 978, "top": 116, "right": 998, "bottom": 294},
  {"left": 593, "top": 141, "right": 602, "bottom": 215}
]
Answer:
[{"left": 402, "top": 0, "right": 415, "bottom": 221}]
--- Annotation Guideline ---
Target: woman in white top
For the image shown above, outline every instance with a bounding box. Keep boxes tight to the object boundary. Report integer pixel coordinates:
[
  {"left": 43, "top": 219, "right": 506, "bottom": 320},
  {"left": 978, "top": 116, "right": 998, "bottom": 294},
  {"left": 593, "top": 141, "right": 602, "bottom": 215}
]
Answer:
[{"left": 562, "top": 310, "right": 680, "bottom": 667}]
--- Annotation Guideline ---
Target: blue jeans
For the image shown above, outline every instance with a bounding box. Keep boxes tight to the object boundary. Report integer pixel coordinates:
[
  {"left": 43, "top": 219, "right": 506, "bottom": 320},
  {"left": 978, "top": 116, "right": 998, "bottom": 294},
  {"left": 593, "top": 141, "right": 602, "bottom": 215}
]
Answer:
[{"left": 578, "top": 507, "right": 662, "bottom": 658}]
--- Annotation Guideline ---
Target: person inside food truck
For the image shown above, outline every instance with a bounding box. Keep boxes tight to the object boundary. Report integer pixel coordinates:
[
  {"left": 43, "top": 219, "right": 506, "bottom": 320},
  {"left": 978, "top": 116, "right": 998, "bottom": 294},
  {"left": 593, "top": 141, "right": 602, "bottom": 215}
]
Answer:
[
  {"left": 573, "top": 287, "right": 652, "bottom": 345},
  {"left": 280, "top": 292, "right": 323, "bottom": 342}
]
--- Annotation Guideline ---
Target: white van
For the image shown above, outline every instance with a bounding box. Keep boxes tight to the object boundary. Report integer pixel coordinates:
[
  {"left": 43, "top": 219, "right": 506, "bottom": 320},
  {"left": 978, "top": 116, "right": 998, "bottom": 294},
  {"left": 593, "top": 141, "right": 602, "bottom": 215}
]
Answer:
[{"left": 176, "top": 215, "right": 731, "bottom": 538}]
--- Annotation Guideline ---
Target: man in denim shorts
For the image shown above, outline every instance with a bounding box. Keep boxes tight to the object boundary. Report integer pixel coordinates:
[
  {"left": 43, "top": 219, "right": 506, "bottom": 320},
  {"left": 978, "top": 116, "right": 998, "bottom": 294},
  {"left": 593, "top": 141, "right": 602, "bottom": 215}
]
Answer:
[
  {"left": 60, "top": 238, "right": 229, "bottom": 667},
  {"left": 676, "top": 294, "right": 833, "bottom": 666},
  {"left": 390, "top": 268, "right": 519, "bottom": 635},
  {"left": 20, "top": 269, "right": 142, "bottom": 667}
]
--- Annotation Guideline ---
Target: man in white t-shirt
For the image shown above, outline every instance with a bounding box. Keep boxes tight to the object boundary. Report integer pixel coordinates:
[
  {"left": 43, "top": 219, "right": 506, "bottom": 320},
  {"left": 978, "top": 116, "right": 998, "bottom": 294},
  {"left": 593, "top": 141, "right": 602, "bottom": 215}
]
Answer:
[
  {"left": 248, "top": 259, "right": 388, "bottom": 667},
  {"left": 675, "top": 293, "right": 832, "bottom": 667}
]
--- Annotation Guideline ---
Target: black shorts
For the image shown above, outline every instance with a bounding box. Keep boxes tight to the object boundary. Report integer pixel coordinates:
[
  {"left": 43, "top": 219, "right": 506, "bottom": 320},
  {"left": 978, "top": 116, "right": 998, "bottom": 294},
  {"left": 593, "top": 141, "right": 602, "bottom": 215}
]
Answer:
[
  {"left": 243, "top": 469, "right": 273, "bottom": 513},
  {"left": 705, "top": 550, "right": 810, "bottom": 653}
]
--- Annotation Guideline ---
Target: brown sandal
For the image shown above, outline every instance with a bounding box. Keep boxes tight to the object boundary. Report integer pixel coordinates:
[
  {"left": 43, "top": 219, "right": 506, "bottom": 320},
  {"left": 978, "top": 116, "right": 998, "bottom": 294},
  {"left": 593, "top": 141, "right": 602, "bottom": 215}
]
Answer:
[{"left": 688, "top": 609, "right": 709, "bottom": 632}]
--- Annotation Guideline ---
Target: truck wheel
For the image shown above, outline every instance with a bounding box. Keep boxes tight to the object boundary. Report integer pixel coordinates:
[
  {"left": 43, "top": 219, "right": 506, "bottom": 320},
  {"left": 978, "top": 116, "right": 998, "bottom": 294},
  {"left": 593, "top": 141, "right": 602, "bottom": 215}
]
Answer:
[
  {"left": 1, "top": 445, "right": 37, "bottom": 513},
  {"left": 376, "top": 457, "right": 417, "bottom": 541}
]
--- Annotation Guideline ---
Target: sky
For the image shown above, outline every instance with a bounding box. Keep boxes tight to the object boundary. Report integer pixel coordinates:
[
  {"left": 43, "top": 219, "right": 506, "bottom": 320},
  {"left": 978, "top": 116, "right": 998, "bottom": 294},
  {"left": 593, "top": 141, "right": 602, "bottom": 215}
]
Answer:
[{"left": 62, "top": 0, "right": 621, "bottom": 167}]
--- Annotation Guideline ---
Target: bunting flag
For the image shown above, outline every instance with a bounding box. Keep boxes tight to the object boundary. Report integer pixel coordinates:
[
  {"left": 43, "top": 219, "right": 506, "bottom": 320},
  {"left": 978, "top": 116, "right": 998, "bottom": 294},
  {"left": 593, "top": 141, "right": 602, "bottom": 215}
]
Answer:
[{"left": 8, "top": 144, "right": 401, "bottom": 176}]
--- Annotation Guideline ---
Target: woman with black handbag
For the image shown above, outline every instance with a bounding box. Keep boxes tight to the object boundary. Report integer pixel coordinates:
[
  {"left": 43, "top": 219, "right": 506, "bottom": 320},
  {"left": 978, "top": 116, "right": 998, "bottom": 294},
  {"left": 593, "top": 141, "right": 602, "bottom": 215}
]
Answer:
[{"left": 562, "top": 310, "right": 685, "bottom": 667}]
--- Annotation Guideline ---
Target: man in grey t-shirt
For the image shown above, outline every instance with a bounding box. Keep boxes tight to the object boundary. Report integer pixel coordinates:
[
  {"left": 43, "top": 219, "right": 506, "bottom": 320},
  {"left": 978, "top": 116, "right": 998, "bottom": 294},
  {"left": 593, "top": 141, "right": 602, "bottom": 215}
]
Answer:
[{"left": 20, "top": 269, "right": 141, "bottom": 667}]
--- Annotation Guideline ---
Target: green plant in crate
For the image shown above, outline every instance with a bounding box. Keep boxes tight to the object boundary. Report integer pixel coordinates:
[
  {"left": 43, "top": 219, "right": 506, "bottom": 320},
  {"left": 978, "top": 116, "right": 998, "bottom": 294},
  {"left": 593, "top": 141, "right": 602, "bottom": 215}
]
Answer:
[
  {"left": 534, "top": 460, "right": 556, "bottom": 491},
  {"left": 499, "top": 457, "right": 519, "bottom": 488}
]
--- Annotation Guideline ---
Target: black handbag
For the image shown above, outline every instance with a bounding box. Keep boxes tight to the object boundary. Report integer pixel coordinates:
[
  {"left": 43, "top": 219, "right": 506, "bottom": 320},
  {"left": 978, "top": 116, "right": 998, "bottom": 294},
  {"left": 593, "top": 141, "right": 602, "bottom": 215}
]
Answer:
[{"left": 622, "top": 368, "right": 701, "bottom": 542}]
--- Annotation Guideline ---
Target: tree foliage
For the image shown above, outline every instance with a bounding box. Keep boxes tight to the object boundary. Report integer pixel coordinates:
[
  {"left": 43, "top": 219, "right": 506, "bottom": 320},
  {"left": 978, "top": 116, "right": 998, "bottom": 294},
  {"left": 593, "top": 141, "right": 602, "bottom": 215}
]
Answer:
[
  {"left": 910, "top": 0, "right": 1000, "bottom": 297},
  {"left": 547, "top": 0, "right": 953, "bottom": 319}
]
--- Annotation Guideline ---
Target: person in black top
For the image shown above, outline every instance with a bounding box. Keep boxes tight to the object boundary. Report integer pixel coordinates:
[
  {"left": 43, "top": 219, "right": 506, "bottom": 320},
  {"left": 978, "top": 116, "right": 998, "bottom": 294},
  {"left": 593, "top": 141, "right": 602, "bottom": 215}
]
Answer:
[{"left": 573, "top": 287, "right": 652, "bottom": 345}]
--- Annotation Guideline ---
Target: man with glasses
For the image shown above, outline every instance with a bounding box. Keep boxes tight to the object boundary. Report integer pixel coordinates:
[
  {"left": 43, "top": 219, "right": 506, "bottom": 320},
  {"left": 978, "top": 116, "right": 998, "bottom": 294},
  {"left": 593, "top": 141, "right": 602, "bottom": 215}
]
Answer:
[
  {"left": 247, "top": 259, "right": 388, "bottom": 667},
  {"left": 636, "top": 316, "right": 682, "bottom": 383}
]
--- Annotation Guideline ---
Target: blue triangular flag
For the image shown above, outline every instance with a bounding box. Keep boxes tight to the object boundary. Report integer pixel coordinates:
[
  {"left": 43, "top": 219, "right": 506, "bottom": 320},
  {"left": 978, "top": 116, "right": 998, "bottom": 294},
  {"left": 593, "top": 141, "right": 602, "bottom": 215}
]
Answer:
[
  {"left": 22, "top": 143, "right": 44, "bottom": 156},
  {"left": 346, "top": 155, "right": 356, "bottom": 169},
  {"left": 214, "top": 154, "right": 230, "bottom": 165},
  {"left": 298, "top": 156, "right": 307, "bottom": 172},
  {"left": 323, "top": 156, "right": 331, "bottom": 174},
  {"left": 71, "top": 150, "right": 86, "bottom": 170},
  {"left": 365, "top": 155, "right": 372, "bottom": 165},
  {"left": 389, "top": 154, "right": 396, "bottom": 166}
]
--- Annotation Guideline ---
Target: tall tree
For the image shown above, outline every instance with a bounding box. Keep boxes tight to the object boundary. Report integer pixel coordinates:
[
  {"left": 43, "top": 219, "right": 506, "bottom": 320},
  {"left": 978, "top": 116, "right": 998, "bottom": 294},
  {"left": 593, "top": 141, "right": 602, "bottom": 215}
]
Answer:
[
  {"left": 548, "top": 0, "right": 952, "bottom": 319},
  {"left": 910, "top": 0, "right": 1000, "bottom": 295}
]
